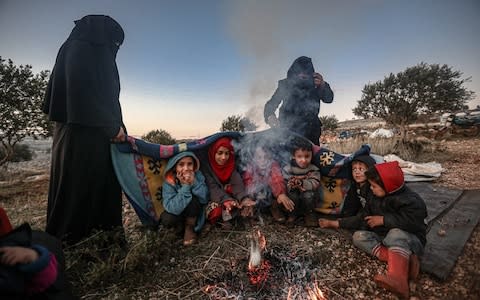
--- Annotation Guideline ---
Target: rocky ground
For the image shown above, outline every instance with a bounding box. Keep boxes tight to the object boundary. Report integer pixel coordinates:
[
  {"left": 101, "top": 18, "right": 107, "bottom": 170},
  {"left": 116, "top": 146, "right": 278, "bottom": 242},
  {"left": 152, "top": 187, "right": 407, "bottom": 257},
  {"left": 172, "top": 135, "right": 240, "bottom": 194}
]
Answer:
[{"left": 1, "top": 136, "right": 479, "bottom": 299}]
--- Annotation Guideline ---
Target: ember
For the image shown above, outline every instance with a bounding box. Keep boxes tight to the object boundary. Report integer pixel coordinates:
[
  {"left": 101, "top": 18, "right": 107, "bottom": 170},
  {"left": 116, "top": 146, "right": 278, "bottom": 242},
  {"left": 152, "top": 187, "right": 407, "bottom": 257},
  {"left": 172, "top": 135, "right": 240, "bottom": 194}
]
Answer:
[{"left": 247, "top": 259, "right": 272, "bottom": 286}]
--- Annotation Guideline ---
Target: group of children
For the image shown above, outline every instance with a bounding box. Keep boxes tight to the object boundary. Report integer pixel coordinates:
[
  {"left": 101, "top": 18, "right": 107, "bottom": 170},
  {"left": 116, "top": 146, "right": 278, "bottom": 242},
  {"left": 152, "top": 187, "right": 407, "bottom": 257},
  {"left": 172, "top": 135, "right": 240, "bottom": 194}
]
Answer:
[{"left": 161, "top": 136, "right": 427, "bottom": 298}]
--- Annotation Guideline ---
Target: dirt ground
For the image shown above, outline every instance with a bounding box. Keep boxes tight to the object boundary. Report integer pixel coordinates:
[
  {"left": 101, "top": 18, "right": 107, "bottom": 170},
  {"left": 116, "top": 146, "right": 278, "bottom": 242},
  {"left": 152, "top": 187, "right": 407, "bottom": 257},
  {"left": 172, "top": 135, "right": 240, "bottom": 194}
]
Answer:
[{"left": 1, "top": 137, "right": 479, "bottom": 299}]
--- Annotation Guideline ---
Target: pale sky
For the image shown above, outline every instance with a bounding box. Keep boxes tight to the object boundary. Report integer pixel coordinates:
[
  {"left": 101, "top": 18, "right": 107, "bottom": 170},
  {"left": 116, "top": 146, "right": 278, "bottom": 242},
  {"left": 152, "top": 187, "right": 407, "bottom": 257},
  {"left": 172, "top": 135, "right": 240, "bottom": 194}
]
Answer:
[{"left": 1, "top": 0, "right": 479, "bottom": 139}]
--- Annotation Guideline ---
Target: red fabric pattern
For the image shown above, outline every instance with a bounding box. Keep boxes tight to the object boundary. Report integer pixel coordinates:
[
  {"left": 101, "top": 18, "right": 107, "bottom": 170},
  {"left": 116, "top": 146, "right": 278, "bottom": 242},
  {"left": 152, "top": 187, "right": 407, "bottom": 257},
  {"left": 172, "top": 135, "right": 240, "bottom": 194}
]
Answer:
[{"left": 208, "top": 137, "right": 235, "bottom": 184}]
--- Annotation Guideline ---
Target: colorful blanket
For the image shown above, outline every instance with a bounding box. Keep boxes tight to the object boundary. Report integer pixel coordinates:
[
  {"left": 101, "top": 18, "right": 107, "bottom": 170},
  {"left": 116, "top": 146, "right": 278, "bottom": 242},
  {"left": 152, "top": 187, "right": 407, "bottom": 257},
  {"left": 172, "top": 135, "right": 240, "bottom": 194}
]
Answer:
[{"left": 111, "top": 129, "right": 370, "bottom": 226}]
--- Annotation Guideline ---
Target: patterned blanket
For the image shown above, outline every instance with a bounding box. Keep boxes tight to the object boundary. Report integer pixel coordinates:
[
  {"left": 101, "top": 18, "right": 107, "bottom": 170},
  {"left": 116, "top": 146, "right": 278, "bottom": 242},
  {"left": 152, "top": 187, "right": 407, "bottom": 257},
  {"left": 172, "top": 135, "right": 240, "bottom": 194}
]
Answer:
[{"left": 111, "top": 128, "right": 371, "bottom": 226}]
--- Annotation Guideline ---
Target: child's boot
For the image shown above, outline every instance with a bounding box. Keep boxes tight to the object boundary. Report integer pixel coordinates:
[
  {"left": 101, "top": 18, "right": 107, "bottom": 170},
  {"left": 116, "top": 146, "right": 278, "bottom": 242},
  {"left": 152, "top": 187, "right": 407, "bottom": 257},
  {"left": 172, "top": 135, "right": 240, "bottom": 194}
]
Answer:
[
  {"left": 286, "top": 214, "right": 296, "bottom": 228},
  {"left": 183, "top": 217, "right": 197, "bottom": 246},
  {"left": 270, "top": 201, "right": 285, "bottom": 223},
  {"left": 409, "top": 254, "right": 420, "bottom": 281},
  {"left": 374, "top": 248, "right": 409, "bottom": 299},
  {"left": 372, "top": 243, "right": 388, "bottom": 262}
]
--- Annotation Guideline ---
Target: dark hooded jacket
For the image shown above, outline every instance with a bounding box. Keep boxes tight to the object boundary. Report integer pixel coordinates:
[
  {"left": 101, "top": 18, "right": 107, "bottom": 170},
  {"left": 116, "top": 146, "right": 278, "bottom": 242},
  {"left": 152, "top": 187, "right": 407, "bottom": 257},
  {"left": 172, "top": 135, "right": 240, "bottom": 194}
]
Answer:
[
  {"left": 43, "top": 15, "right": 125, "bottom": 137},
  {"left": 341, "top": 155, "right": 377, "bottom": 217},
  {"left": 340, "top": 161, "right": 428, "bottom": 246},
  {"left": 264, "top": 56, "right": 333, "bottom": 141}
]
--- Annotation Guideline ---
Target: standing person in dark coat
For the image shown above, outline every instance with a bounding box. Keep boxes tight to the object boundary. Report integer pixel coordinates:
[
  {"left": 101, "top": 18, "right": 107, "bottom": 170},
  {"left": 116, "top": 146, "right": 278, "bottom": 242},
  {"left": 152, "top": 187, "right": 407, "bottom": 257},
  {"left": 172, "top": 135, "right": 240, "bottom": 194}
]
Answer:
[
  {"left": 42, "top": 15, "right": 126, "bottom": 244},
  {"left": 264, "top": 56, "right": 334, "bottom": 145}
]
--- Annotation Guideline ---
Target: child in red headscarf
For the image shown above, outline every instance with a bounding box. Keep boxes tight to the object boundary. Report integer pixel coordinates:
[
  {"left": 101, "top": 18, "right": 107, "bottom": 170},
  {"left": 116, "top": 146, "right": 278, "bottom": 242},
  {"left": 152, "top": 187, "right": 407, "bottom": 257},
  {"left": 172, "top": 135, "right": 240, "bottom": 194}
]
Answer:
[{"left": 202, "top": 137, "right": 255, "bottom": 229}]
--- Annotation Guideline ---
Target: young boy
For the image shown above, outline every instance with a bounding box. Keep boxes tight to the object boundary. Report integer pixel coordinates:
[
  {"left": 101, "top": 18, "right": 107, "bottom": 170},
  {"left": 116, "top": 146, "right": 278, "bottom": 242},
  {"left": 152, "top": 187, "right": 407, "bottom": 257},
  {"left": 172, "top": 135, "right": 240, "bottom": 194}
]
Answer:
[
  {"left": 161, "top": 151, "right": 209, "bottom": 246},
  {"left": 319, "top": 161, "right": 427, "bottom": 298},
  {"left": 340, "top": 155, "right": 377, "bottom": 217},
  {"left": 282, "top": 138, "right": 321, "bottom": 227},
  {"left": 242, "top": 145, "right": 295, "bottom": 223}
]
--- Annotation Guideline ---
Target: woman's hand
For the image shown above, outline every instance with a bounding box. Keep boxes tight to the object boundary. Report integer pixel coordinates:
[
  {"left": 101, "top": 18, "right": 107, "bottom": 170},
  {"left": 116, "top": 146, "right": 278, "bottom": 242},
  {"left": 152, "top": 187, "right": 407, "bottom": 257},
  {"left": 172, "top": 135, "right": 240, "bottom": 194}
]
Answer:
[{"left": 111, "top": 127, "right": 126, "bottom": 143}]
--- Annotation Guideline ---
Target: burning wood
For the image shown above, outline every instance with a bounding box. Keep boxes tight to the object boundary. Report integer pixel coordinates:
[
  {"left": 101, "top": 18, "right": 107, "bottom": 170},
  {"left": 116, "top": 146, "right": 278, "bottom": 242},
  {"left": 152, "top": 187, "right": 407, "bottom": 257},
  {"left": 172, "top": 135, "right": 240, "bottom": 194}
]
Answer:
[{"left": 248, "top": 229, "right": 270, "bottom": 286}]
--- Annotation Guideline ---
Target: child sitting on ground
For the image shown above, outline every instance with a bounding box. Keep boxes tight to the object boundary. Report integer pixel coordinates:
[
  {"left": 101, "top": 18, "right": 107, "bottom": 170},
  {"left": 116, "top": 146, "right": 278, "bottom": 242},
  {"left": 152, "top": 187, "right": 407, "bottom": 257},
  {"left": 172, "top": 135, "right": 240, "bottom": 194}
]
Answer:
[
  {"left": 242, "top": 144, "right": 294, "bottom": 223},
  {"left": 282, "top": 137, "right": 321, "bottom": 227},
  {"left": 340, "top": 155, "right": 377, "bottom": 217},
  {"left": 202, "top": 137, "right": 256, "bottom": 229},
  {"left": 161, "top": 151, "right": 209, "bottom": 246},
  {"left": 0, "top": 207, "right": 60, "bottom": 298},
  {"left": 319, "top": 161, "right": 427, "bottom": 298}
]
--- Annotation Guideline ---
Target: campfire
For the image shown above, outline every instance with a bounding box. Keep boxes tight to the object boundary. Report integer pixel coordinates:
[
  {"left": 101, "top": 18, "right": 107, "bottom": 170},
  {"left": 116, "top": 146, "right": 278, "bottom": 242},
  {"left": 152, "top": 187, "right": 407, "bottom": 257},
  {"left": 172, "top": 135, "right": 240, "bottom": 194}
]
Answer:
[{"left": 203, "top": 229, "right": 327, "bottom": 299}]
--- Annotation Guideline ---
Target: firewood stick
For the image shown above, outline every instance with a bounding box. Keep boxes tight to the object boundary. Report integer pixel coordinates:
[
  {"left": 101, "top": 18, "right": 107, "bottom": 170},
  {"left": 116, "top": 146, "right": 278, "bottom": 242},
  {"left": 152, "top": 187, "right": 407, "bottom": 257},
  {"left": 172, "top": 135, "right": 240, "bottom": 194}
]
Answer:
[{"left": 202, "top": 246, "right": 220, "bottom": 269}]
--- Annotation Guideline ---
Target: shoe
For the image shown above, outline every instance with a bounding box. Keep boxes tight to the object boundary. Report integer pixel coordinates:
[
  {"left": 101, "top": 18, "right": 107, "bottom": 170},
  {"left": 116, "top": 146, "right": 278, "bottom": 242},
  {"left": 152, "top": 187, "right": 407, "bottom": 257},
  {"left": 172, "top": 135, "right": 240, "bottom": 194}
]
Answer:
[
  {"left": 183, "top": 217, "right": 197, "bottom": 246},
  {"left": 374, "top": 249, "right": 409, "bottom": 299}
]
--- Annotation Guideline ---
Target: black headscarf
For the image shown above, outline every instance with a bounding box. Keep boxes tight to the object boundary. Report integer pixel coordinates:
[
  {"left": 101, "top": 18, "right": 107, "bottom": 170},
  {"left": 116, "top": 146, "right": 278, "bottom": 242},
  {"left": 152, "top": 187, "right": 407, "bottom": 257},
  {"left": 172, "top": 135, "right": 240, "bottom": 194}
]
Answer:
[
  {"left": 43, "top": 15, "right": 125, "bottom": 128},
  {"left": 286, "top": 56, "right": 315, "bottom": 90}
]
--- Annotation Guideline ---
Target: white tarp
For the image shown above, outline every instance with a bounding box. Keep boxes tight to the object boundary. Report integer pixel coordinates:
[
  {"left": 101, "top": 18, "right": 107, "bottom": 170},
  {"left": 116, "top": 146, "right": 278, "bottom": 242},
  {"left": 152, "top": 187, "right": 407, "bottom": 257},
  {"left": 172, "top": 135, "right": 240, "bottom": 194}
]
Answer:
[{"left": 383, "top": 154, "right": 443, "bottom": 182}]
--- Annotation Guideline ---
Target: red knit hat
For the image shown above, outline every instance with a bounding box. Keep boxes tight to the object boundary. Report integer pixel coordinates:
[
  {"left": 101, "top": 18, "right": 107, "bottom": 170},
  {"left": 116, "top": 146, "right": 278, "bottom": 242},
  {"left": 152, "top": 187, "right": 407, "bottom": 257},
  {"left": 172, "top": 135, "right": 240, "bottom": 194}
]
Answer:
[
  {"left": 374, "top": 161, "right": 404, "bottom": 194},
  {"left": 0, "top": 207, "right": 13, "bottom": 237}
]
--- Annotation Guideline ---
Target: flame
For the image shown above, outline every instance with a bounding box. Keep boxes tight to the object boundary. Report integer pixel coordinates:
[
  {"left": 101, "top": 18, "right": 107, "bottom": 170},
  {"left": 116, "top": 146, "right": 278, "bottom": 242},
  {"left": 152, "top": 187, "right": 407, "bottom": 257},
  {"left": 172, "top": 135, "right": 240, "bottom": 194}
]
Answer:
[{"left": 247, "top": 229, "right": 270, "bottom": 285}]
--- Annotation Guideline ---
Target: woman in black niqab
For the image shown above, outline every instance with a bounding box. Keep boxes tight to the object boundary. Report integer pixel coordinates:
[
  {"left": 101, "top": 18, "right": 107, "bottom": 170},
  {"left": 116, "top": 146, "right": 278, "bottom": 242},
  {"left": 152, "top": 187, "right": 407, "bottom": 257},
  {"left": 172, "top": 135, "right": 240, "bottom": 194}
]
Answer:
[{"left": 43, "top": 15, "right": 126, "bottom": 244}]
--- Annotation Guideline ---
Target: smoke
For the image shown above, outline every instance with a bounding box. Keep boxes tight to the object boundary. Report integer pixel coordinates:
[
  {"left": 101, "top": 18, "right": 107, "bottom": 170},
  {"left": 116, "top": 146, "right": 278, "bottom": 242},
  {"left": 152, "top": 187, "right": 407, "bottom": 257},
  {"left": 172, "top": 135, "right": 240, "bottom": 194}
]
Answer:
[{"left": 225, "top": 0, "right": 373, "bottom": 126}]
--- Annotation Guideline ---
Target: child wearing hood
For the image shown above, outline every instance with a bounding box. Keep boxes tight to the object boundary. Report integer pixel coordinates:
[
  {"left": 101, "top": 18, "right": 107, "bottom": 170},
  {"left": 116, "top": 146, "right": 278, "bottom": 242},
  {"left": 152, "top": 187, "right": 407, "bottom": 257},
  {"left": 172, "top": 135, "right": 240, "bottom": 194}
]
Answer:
[
  {"left": 202, "top": 137, "right": 256, "bottom": 229},
  {"left": 340, "top": 155, "right": 377, "bottom": 217},
  {"left": 321, "top": 161, "right": 427, "bottom": 298},
  {"left": 161, "top": 151, "right": 208, "bottom": 246}
]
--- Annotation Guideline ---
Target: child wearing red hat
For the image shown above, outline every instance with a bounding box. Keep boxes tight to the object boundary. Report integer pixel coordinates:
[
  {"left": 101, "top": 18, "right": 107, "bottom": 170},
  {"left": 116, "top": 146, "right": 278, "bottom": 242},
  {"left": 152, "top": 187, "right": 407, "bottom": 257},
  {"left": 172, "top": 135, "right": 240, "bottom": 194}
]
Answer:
[{"left": 356, "top": 161, "right": 427, "bottom": 298}]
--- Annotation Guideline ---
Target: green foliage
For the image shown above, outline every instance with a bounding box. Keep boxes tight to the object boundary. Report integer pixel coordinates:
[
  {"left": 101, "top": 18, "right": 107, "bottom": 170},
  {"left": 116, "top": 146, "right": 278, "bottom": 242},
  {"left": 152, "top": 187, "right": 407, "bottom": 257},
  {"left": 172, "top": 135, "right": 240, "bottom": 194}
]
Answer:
[
  {"left": 353, "top": 62, "right": 475, "bottom": 137},
  {"left": 0, "top": 57, "right": 50, "bottom": 166},
  {"left": 220, "top": 115, "right": 257, "bottom": 132},
  {"left": 141, "top": 129, "right": 176, "bottom": 145},
  {"left": 319, "top": 115, "right": 339, "bottom": 131}
]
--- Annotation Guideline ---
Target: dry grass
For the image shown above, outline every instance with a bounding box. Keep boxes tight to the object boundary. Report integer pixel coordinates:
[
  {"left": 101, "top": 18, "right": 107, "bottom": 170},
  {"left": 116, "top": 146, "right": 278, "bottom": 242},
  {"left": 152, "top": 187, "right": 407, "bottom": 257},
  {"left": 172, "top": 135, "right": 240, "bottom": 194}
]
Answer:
[{"left": 1, "top": 135, "right": 479, "bottom": 299}]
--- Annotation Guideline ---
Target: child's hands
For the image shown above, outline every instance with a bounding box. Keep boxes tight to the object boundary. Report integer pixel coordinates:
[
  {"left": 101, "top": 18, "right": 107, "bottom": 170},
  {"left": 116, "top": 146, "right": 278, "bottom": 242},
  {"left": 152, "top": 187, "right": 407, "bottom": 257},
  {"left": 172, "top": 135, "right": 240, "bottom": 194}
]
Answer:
[
  {"left": 287, "top": 177, "right": 304, "bottom": 191},
  {"left": 364, "top": 215, "right": 384, "bottom": 228},
  {"left": 277, "top": 194, "right": 294, "bottom": 212},
  {"left": 0, "top": 246, "right": 39, "bottom": 265},
  {"left": 177, "top": 170, "right": 195, "bottom": 185},
  {"left": 318, "top": 219, "right": 339, "bottom": 229},
  {"left": 240, "top": 197, "right": 256, "bottom": 217},
  {"left": 223, "top": 199, "right": 239, "bottom": 212}
]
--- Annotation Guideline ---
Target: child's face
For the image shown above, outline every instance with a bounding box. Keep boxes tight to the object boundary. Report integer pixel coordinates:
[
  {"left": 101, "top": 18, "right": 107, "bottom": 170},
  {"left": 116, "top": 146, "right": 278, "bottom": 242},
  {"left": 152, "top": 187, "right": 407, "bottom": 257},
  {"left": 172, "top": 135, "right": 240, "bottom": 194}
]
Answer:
[
  {"left": 176, "top": 156, "right": 194, "bottom": 174},
  {"left": 254, "top": 148, "right": 270, "bottom": 169},
  {"left": 352, "top": 161, "right": 368, "bottom": 184},
  {"left": 215, "top": 146, "right": 231, "bottom": 166},
  {"left": 368, "top": 179, "right": 386, "bottom": 197},
  {"left": 293, "top": 149, "right": 312, "bottom": 169}
]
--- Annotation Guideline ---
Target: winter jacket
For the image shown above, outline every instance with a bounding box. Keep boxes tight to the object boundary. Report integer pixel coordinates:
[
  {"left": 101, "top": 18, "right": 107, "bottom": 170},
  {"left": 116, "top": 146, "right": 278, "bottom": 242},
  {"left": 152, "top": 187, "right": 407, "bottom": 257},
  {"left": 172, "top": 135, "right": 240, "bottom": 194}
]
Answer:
[
  {"left": 340, "top": 162, "right": 428, "bottom": 246},
  {"left": 1, "top": 224, "right": 58, "bottom": 297},
  {"left": 203, "top": 166, "right": 248, "bottom": 204},
  {"left": 162, "top": 151, "right": 209, "bottom": 230},
  {"left": 282, "top": 162, "right": 321, "bottom": 192},
  {"left": 243, "top": 161, "right": 286, "bottom": 199},
  {"left": 264, "top": 56, "right": 333, "bottom": 132}
]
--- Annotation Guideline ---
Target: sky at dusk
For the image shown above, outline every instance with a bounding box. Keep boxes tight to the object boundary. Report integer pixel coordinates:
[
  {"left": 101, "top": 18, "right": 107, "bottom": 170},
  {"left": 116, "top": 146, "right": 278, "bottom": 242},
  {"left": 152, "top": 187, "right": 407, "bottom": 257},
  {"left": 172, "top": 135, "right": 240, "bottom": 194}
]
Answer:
[{"left": 1, "top": 0, "right": 479, "bottom": 139}]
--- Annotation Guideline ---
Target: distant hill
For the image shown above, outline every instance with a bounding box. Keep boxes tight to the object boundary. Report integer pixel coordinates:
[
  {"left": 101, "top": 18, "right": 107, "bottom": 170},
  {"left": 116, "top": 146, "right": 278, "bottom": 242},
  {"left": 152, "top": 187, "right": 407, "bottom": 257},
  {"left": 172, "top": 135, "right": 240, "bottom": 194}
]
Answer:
[{"left": 337, "top": 118, "right": 386, "bottom": 131}]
